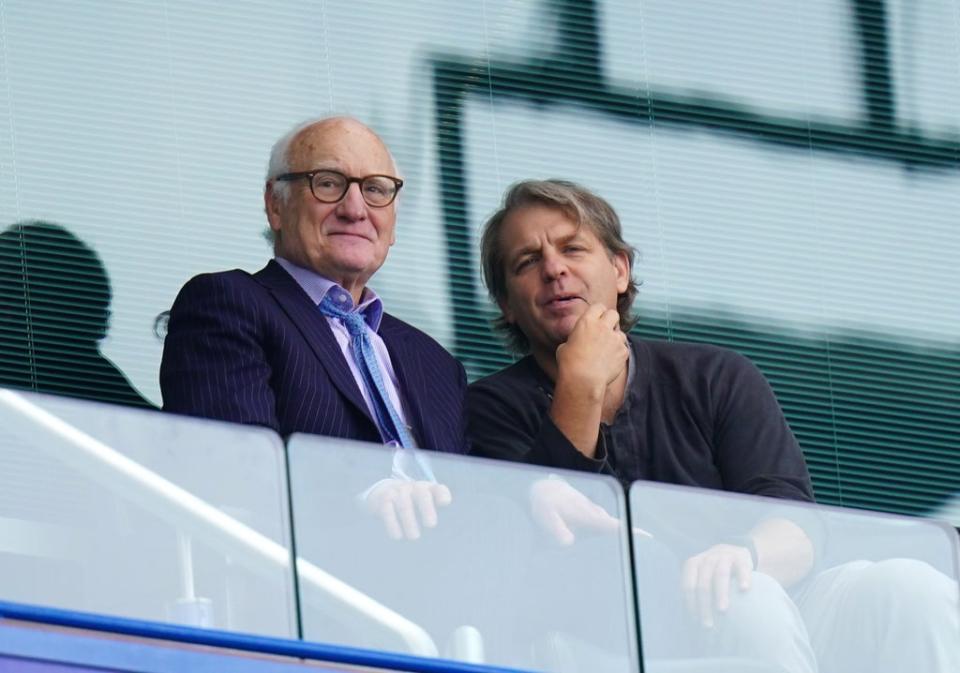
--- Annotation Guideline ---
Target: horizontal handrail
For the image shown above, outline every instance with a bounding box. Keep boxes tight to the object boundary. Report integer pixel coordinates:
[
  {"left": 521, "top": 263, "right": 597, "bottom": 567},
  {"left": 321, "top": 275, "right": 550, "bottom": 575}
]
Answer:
[{"left": 0, "top": 599, "right": 530, "bottom": 673}]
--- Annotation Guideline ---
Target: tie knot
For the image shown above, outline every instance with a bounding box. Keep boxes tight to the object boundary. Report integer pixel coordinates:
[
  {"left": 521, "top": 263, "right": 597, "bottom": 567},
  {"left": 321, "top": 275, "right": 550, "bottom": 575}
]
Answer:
[{"left": 318, "top": 293, "right": 367, "bottom": 336}]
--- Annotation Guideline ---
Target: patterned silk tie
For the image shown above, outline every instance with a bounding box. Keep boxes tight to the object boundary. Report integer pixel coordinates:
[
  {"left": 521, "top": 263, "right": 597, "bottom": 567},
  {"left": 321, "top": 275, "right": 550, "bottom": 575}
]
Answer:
[{"left": 318, "top": 293, "right": 414, "bottom": 449}]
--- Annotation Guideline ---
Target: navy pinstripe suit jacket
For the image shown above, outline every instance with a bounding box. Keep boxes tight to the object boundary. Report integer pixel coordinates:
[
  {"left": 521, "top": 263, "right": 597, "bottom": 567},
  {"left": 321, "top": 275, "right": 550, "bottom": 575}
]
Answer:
[{"left": 160, "top": 260, "right": 469, "bottom": 454}]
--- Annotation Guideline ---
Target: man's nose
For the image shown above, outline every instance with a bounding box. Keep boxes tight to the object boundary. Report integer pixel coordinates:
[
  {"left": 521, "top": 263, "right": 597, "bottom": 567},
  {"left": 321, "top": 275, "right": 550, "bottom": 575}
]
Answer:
[
  {"left": 336, "top": 182, "right": 367, "bottom": 220},
  {"left": 541, "top": 251, "right": 567, "bottom": 280}
]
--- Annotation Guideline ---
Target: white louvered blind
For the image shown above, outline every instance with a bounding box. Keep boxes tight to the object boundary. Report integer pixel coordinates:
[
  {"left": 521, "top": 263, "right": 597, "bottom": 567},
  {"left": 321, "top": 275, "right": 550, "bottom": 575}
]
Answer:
[{"left": 2, "top": 0, "right": 958, "bottom": 518}]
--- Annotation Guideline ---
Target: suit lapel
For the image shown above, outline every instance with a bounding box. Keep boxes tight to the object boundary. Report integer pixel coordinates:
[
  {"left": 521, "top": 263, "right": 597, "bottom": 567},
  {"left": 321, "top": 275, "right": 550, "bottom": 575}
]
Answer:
[
  {"left": 253, "top": 261, "right": 373, "bottom": 424},
  {"left": 379, "top": 317, "right": 429, "bottom": 446}
]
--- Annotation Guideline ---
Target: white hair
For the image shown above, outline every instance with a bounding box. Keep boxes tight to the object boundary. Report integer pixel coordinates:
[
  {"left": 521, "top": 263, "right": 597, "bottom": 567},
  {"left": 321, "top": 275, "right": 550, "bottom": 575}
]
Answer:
[
  {"left": 262, "top": 116, "right": 402, "bottom": 248},
  {"left": 264, "top": 116, "right": 400, "bottom": 204}
]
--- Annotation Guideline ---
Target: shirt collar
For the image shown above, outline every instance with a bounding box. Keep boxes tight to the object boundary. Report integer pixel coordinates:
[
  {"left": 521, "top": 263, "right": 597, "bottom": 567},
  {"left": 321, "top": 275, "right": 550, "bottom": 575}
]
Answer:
[
  {"left": 620, "top": 340, "right": 639, "bottom": 411},
  {"left": 275, "top": 256, "right": 384, "bottom": 330}
]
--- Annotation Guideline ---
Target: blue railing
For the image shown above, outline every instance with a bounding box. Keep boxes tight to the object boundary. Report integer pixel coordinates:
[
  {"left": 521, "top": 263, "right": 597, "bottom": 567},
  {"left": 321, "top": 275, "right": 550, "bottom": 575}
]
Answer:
[{"left": 0, "top": 599, "right": 532, "bottom": 673}]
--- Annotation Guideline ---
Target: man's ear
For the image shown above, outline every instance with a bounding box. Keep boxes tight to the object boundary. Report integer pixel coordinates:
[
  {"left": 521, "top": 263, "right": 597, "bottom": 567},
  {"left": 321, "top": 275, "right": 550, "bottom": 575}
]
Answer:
[
  {"left": 613, "top": 250, "right": 630, "bottom": 294},
  {"left": 264, "top": 183, "right": 283, "bottom": 233}
]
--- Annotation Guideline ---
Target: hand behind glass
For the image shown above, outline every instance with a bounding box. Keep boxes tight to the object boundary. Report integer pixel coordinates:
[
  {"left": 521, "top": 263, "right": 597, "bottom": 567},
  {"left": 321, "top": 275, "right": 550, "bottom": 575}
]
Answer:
[
  {"left": 366, "top": 478, "right": 453, "bottom": 541},
  {"left": 529, "top": 477, "right": 620, "bottom": 546},
  {"left": 681, "top": 543, "right": 753, "bottom": 628}
]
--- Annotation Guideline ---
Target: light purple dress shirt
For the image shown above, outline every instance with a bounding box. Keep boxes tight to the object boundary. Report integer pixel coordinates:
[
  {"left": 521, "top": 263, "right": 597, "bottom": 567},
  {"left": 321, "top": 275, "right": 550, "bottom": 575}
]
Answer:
[{"left": 275, "top": 257, "right": 415, "bottom": 446}]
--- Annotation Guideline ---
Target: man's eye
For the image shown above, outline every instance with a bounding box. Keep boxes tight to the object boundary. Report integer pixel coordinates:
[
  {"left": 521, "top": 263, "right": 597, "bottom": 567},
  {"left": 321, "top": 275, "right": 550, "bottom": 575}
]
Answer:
[
  {"left": 514, "top": 258, "right": 535, "bottom": 273},
  {"left": 364, "top": 183, "right": 388, "bottom": 196},
  {"left": 313, "top": 172, "right": 345, "bottom": 191}
]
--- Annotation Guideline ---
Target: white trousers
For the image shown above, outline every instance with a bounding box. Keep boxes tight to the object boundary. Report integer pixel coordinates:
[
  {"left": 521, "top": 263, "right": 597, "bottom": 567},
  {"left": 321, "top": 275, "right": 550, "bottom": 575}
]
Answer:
[{"left": 702, "top": 559, "right": 960, "bottom": 673}]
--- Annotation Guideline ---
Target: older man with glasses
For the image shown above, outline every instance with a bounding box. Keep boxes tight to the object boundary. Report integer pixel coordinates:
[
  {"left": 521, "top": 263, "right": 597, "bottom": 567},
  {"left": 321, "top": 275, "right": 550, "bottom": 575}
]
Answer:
[{"left": 161, "top": 117, "right": 467, "bottom": 535}]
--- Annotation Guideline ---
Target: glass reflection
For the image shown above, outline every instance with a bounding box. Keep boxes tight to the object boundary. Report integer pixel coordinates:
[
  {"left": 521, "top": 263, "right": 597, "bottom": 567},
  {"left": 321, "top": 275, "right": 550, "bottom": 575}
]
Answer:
[
  {"left": 630, "top": 482, "right": 960, "bottom": 673},
  {"left": 0, "top": 389, "right": 296, "bottom": 637},
  {"left": 288, "top": 435, "right": 638, "bottom": 671}
]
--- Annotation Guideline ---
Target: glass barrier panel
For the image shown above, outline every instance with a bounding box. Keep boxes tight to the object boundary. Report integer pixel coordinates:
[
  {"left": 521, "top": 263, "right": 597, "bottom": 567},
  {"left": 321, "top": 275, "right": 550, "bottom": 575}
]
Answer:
[
  {"left": 287, "top": 434, "right": 639, "bottom": 672},
  {"left": 629, "top": 481, "right": 960, "bottom": 673},
  {"left": 0, "top": 388, "right": 297, "bottom": 637}
]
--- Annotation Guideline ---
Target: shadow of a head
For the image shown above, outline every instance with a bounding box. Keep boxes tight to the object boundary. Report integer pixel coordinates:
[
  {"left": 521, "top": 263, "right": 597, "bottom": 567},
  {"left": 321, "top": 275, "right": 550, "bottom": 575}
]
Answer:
[
  {"left": 0, "top": 221, "right": 111, "bottom": 346},
  {"left": 0, "top": 221, "right": 151, "bottom": 407}
]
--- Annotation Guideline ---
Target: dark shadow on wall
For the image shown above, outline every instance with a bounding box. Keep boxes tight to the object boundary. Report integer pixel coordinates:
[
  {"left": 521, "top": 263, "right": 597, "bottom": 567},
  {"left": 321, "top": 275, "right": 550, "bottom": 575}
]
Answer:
[{"left": 0, "top": 221, "right": 153, "bottom": 409}]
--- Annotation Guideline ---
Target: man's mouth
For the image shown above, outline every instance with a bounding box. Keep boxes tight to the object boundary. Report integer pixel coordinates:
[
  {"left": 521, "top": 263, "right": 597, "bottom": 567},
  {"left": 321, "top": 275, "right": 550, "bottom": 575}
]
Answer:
[
  {"left": 543, "top": 294, "right": 582, "bottom": 309},
  {"left": 328, "top": 231, "right": 372, "bottom": 242}
]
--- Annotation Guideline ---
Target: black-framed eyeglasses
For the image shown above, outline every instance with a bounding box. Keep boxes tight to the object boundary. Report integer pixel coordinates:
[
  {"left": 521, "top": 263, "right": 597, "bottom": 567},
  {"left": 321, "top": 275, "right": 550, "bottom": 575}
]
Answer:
[{"left": 275, "top": 169, "right": 403, "bottom": 208}]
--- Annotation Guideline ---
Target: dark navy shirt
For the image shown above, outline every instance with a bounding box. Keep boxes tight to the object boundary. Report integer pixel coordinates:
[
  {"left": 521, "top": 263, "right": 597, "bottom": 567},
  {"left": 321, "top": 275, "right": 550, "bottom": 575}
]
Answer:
[{"left": 467, "top": 337, "right": 814, "bottom": 502}]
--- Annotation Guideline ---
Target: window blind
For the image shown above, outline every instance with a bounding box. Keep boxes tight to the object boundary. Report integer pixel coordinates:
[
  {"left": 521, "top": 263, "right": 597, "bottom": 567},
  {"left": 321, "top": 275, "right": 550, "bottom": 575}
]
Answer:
[{"left": 2, "top": 0, "right": 958, "bottom": 519}]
